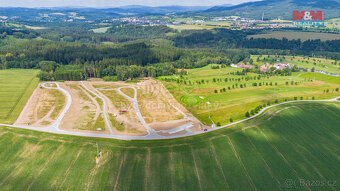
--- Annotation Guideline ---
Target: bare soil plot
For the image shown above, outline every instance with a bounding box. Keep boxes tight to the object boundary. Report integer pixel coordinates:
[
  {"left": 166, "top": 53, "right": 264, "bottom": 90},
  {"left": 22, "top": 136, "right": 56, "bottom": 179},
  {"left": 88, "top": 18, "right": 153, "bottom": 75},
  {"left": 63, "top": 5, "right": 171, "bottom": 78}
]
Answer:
[
  {"left": 120, "top": 88, "right": 135, "bottom": 99},
  {"left": 88, "top": 81, "right": 147, "bottom": 136},
  {"left": 59, "top": 82, "right": 109, "bottom": 133},
  {"left": 135, "top": 79, "right": 206, "bottom": 132},
  {"left": 15, "top": 83, "right": 65, "bottom": 127}
]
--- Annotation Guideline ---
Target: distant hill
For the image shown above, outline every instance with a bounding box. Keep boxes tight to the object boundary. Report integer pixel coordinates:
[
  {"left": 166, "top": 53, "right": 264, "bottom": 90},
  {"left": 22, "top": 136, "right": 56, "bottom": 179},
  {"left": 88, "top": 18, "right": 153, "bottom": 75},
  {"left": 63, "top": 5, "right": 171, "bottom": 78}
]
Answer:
[
  {"left": 115, "top": 5, "right": 211, "bottom": 14},
  {"left": 0, "top": 5, "right": 210, "bottom": 20},
  {"left": 203, "top": 0, "right": 340, "bottom": 20}
]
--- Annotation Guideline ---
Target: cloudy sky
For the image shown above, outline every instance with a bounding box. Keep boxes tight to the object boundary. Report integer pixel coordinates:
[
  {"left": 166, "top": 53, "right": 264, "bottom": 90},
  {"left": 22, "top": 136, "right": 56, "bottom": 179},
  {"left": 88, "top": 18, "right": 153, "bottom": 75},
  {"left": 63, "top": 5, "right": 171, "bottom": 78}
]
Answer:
[{"left": 0, "top": 0, "right": 261, "bottom": 8}]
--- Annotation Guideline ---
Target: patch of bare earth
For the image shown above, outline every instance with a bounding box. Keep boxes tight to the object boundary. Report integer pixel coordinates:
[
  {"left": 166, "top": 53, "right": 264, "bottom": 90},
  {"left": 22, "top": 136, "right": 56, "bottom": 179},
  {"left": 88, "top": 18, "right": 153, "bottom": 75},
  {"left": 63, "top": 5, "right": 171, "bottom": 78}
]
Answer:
[
  {"left": 59, "top": 82, "right": 109, "bottom": 134},
  {"left": 15, "top": 83, "right": 65, "bottom": 127},
  {"left": 87, "top": 81, "right": 147, "bottom": 136},
  {"left": 136, "top": 79, "right": 206, "bottom": 133}
]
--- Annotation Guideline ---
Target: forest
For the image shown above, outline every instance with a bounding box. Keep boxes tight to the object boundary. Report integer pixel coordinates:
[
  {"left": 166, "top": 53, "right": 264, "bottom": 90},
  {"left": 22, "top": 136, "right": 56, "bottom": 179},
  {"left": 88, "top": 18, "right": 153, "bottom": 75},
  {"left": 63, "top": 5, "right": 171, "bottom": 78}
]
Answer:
[{"left": 1, "top": 23, "right": 340, "bottom": 81}]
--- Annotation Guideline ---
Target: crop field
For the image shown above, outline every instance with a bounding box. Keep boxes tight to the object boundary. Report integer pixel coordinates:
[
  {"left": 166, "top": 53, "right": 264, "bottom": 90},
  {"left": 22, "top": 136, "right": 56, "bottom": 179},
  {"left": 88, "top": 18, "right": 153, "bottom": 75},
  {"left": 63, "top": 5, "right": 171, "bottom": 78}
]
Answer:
[
  {"left": 91, "top": 27, "right": 111, "bottom": 34},
  {"left": 247, "top": 31, "right": 340, "bottom": 42},
  {"left": 0, "top": 102, "right": 339, "bottom": 190},
  {"left": 325, "top": 18, "right": 340, "bottom": 28},
  {"left": 159, "top": 65, "right": 340, "bottom": 125},
  {"left": 167, "top": 24, "right": 207, "bottom": 31},
  {"left": 250, "top": 55, "right": 340, "bottom": 75},
  {"left": 0, "top": 69, "right": 40, "bottom": 124}
]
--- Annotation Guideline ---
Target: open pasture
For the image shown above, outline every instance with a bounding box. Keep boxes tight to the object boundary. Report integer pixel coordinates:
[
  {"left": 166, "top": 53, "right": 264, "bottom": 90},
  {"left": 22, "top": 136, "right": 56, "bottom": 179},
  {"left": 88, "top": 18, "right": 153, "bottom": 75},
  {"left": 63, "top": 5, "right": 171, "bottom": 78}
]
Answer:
[
  {"left": 0, "top": 102, "right": 339, "bottom": 190},
  {"left": 159, "top": 65, "right": 340, "bottom": 125},
  {"left": 0, "top": 69, "right": 39, "bottom": 124}
]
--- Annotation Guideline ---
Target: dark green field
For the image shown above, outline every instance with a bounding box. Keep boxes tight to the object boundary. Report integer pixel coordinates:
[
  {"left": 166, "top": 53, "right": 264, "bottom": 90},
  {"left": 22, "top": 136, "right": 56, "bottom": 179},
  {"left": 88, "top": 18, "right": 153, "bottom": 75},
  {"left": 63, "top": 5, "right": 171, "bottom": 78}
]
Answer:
[{"left": 0, "top": 102, "right": 339, "bottom": 190}]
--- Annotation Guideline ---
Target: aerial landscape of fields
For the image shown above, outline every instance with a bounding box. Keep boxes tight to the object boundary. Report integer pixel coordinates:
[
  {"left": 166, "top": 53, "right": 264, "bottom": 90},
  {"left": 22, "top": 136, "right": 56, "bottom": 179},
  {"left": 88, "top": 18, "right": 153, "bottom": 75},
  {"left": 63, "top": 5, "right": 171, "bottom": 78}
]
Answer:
[
  {"left": 0, "top": 101, "right": 339, "bottom": 190},
  {"left": 0, "top": 0, "right": 340, "bottom": 190}
]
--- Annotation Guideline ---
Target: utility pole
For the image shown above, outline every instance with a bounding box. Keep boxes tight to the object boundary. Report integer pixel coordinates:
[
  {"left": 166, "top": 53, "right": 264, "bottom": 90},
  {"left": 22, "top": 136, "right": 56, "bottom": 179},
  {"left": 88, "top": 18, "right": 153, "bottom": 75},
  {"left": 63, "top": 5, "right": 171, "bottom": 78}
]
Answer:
[
  {"left": 207, "top": 102, "right": 211, "bottom": 119},
  {"left": 96, "top": 142, "right": 99, "bottom": 157}
]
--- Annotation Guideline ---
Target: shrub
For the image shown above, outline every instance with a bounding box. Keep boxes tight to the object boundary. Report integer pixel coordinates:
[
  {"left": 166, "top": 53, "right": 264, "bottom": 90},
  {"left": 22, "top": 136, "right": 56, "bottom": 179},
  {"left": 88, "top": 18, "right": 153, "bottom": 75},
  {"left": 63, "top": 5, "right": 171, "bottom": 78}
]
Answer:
[
  {"left": 103, "top": 76, "right": 118, "bottom": 82},
  {"left": 245, "top": 112, "right": 250, "bottom": 117}
]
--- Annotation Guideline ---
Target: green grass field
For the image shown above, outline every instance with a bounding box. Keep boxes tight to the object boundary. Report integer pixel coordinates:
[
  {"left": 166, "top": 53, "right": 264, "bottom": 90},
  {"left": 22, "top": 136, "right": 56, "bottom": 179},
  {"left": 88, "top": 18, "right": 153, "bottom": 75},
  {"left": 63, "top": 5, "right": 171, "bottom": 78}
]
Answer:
[
  {"left": 0, "top": 69, "right": 40, "bottom": 124},
  {"left": 158, "top": 65, "right": 340, "bottom": 125},
  {"left": 247, "top": 31, "right": 340, "bottom": 42},
  {"left": 91, "top": 27, "right": 111, "bottom": 34},
  {"left": 325, "top": 18, "right": 340, "bottom": 28},
  {"left": 0, "top": 102, "right": 339, "bottom": 190}
]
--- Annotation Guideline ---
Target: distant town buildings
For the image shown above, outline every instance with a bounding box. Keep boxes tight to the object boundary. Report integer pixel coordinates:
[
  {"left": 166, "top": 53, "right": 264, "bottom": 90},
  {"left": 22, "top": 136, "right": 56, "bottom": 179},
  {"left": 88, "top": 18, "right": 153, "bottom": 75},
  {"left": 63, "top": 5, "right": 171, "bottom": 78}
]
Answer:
[
  {"left": 236, "top": 64, "right": 255, "bottom": 69},
  {"left": 261, "top": 62, "right": 291, "bottom": 72}
]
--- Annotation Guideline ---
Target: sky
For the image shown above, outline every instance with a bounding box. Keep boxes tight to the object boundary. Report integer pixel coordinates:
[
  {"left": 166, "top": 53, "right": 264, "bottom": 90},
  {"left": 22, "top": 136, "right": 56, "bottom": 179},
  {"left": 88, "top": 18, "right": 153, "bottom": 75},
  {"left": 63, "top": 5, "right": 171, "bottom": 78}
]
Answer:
[{"left": 0, "top": 0, "right": 261, "bottom": 8}]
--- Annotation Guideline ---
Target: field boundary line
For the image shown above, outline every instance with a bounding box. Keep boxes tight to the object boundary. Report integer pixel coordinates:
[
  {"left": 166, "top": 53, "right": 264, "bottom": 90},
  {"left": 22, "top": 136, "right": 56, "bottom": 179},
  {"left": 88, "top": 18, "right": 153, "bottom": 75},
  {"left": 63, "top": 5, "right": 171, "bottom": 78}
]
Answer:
[
  {"left": 0, "top": 140, "right": 42, "bottom": 186},
  {"left": 256, "top": 127, "right": 312, "bottom": 191},
  {"left": 113, "top": 151, "right": 127, "bottom": 191},
  {"left": 209, "top": 141, "right": 230, "bottom": 190},
  {"left": 227, "top": 136, "right": 257, "bottom": 191},
  {"left": 276, "top": 130, "right": 337, "bottom": 191},
  {"left": 244, "top": 130, "right": 282, "bottom": 190},
  {"left": 2, "top": 76, "right": 36, "bottom": 120},
  {"left": 57, "top": 147, "right": 83, "bottom": 189},
  {"left": 169, "top": 147, "right": 176, "bottom": 191},
  {"left": 144, "top": 147, "right": 151, "bottom": 191},
  {"left": 189, "top": 145, "right": 203, "bottom": 191},
  {"left": 26, "top": 143, "right": 64, "bottom": 191}
]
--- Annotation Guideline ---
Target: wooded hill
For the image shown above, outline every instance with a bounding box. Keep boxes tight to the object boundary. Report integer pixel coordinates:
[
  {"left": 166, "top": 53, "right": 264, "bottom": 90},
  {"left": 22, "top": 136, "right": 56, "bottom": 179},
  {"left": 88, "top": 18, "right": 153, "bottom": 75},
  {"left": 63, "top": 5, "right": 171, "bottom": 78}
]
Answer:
[{"left": 202, "top": 0, "right": 340, "bottom": 19}]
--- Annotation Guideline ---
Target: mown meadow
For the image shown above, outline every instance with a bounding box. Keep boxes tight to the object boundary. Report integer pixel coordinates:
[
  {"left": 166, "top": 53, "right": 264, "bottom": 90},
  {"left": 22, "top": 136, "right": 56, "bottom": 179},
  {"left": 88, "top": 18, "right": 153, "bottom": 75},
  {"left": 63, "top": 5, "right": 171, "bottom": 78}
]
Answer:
[
  {"left": 0, "top": 102, "right": 339, "bottom": 190},
  {"left": 159, "top": 65, "right": 340, "bottom": 125},
  {"left": 0, "top": 69, "right": 39, "bottom": 124}
]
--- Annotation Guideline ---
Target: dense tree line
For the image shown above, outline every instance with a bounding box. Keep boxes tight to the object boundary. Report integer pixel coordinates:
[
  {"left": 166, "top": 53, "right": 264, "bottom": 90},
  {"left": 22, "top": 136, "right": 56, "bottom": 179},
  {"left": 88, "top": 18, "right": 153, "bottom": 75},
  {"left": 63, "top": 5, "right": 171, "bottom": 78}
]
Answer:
[
  {"left": 171, "top": 29, "right": 340, "bottom": 59},
  {"left": 1, "top": 24, "right": 339, "bottom": 81}
]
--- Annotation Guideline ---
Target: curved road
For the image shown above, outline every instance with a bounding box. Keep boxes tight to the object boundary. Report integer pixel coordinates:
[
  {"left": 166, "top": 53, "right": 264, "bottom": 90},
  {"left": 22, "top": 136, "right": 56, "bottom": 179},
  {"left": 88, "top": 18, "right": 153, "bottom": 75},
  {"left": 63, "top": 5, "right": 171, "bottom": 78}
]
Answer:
[
  {"left": 0, "top": 82, "right": 339, "bottom": 140},
  {"left": 80, "top": 81, "right": 114, "bottom": 135},
  {"left": 116, "top": 87, "right": 162, "bottom": 137}
]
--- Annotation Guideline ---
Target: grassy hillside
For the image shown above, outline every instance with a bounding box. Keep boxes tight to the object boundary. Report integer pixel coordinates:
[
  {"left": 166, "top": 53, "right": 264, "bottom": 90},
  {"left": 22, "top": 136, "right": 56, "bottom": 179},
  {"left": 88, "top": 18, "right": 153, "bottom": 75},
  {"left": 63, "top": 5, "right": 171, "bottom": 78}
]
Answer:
[
  {"left": 0, "top": 102, "right": 339, "bottom": 190},
  {"left": 159, "top": 65, "right": 340, "bottom": 125},
  {"left": 0, "top": 69, "right": 40, "bottom": 124}
]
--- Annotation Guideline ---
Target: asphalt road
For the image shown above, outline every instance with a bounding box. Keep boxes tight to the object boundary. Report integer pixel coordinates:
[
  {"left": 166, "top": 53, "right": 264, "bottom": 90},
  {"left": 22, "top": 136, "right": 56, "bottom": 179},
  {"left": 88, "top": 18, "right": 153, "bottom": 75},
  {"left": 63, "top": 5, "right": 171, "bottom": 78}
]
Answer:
[{"left": 0, "top": 82, "right": 339, "bottom": 140}]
